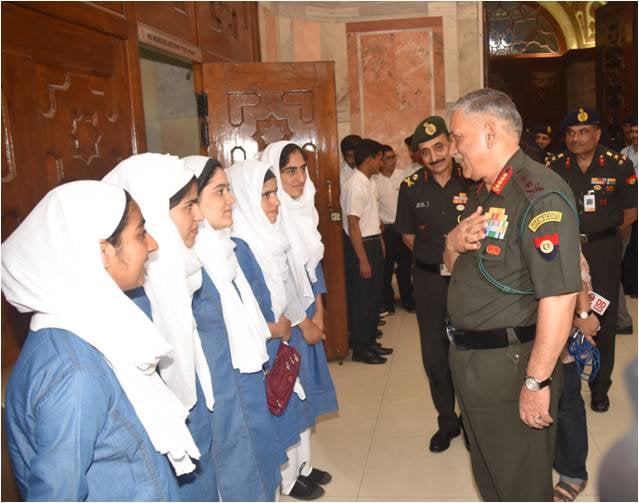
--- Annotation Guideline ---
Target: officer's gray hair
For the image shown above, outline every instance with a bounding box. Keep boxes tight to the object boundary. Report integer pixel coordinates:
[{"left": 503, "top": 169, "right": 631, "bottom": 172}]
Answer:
[{"left": 452, "top": 88, "right": 523, "bottom": 139}]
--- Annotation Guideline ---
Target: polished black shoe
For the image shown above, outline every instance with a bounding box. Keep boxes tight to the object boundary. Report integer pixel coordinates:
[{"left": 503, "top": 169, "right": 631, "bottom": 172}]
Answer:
[
  {"left": 352, "top": 349, "right": 387, "bottom": 364},
  {"left": 429, "top": 429, "right": 460, "bottom": 453},
  {"left": 403, "top": 302, "right": 416, "bottom": 313},
  {"left": 288, "top": 478, "right": 325, "bottom": 500},
  {"left": 379, "top": 306, "right": 389, "bottom": 317},
  {"left": 616, "top": 325, "right": 633, "bottom": 335},
  {"left": 591, "top": 394, "right": 610, "bottom": 412},
  {"left": 376, "top": 329, "right": 383, "bottom": 338},
  {"left": 377, "top": 318, "right": 386, "bottom": 326},
  {"left": 298, "top": 468, "right": 332, "bottom": 486},
  {"left": 373, "top": 343, "right": 394, "bottom": 356},
  {"left": 385, "top": 304, "right": 396, "bottom": 315}
]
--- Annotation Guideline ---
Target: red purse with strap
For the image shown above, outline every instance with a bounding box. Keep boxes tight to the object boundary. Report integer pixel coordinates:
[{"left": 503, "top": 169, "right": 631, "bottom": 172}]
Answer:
[{"left": 265, "top": 342, "right": 301, "bottom": 416}]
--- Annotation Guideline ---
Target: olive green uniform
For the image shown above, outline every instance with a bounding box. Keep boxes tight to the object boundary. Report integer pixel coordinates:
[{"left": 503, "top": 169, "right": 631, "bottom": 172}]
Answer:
[{"left": 447, "top": 149, "right": 581, "bottom": 501}]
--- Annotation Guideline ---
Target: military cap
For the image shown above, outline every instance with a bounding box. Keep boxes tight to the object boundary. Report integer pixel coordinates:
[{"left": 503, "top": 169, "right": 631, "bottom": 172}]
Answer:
[
  {"left": 561, "top": 107, "right": 600, "bottom": 130},
  {"left": 531, "top": 124, "right": 553, "bottom": 136},
  {"left": 410, "top": 116, "right": 448, "bottom": 151}
]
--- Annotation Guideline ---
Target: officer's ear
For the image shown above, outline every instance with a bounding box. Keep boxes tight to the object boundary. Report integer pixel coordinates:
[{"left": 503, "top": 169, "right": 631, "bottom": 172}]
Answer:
[{"left": 484, "top": 119, "right": 497, "bottom": 149}]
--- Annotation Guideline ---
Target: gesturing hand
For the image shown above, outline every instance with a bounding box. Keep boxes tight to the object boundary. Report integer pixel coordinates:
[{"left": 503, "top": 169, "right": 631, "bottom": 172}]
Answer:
[{"left": 446, "top": 206, "right": 489, "bottom": 253}]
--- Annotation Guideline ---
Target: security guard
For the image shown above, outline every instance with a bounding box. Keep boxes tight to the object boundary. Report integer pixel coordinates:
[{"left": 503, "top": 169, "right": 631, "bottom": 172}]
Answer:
[
  {"left": 445, "top": 89, "right": 581, "bottom": 501},
  {"left": 547, "top": 106, "right": 638, "bottom": 412},
  {"left": 394, "top": 116, "right": 468, "bottom": 453}
]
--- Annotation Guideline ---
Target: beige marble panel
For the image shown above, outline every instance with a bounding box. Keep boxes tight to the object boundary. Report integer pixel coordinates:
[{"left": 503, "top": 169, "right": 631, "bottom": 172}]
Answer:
[
  {"left": 427, "top": 2, "right": 459, "bottom": 103},
  {"left": 457, "top": 17, "right": 482, "bottom": 97},
  {"left": 292, "top": 18, "right": 322, "bottom": 61},
  {"left": 277, "top": 14, "right": 294, "bottom": 61}
]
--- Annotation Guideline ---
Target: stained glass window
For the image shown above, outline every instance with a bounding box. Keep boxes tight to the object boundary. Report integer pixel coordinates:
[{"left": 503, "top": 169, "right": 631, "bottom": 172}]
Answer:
[{"left": 487, "top": 2, "right": 563, "bottom": 56}]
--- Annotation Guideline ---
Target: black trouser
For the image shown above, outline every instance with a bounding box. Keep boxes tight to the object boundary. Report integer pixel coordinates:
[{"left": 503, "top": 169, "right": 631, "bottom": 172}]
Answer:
[
  {"left": 344, "top": 235, "right": 384, "bottom": 352},
  {"left": 583, "top": 234, "right": 622, "bottom": 397},
  {"left": 554, "top": 361, "right": 588, "bottom": 481},
  {"left": 413, "top": 267, "right": 458, "bottom": 434},
  {"left": 622, "top": 221, "right": 637, "bottom": 295},
  {"left": 381, "top": 227, "right": 413, "bottom": 308}
]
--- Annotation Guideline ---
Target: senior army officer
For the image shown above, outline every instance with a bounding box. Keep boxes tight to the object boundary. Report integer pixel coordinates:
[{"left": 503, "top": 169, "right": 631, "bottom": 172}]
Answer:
[
  {"left": 394, "top": 116, "right": 469, "bottom": 453},
  {"left": 547, "top": 107, "right": 638, "bottom": 412},
  {"left": 443, "top": 88, "right": 581, "bottom": 501}
]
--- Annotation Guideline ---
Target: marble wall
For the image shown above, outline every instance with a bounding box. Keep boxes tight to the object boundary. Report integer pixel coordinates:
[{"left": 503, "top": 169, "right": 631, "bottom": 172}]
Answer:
[{"left": 258, "top": 1, "right": 483, "bottom": 167}]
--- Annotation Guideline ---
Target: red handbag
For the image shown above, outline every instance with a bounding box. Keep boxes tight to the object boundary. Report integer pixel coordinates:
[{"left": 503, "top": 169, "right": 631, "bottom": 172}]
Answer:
[{"left": 266, "top": 342, "right": 301, "bottom": 416}]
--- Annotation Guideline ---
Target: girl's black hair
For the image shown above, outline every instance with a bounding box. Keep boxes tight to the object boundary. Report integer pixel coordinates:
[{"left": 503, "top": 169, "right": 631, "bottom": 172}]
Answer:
[
  {"left": 279, "top": 143, "right": 306, "bottom": 170},
  {"left": 169, "top": 176, "right": 198, "bottom": 209},
  {"left": 263, "top": 169, "right": 276, "bottom": 184},
  {"left": 106, "top": 190, "right": 133, "bottom": 247},
  {"left": 196, "top": 158, "right": 224, "bottom": 194}
]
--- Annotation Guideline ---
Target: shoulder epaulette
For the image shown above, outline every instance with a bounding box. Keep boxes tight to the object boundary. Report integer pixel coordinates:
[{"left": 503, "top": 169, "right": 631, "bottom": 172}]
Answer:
[
  {"left": 557, "top": 152, "right": 564, "bottom": 159},
  {"left": 403, "top": 172, "right": 419, "bottom": 187}
]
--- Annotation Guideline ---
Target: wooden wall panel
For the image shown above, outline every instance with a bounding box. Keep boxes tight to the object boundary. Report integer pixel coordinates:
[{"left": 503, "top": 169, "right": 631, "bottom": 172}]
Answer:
[{"left": 135, "top": 1, "right": 198, "bottom": 45}]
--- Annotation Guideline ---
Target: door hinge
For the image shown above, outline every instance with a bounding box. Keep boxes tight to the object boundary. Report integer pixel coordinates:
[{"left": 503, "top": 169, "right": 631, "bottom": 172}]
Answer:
[{"left": 196, "top": 92, "right": 210, "bottom": 147}]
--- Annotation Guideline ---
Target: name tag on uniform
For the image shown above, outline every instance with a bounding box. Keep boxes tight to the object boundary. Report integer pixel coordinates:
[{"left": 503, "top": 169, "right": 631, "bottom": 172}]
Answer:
[
  {"left": 583, "top": 191, "right": 596, "bottom": 213},
  {"left": 589, "top": 291, "right": 610, "bottom": 315},
  {"left": 440, "top": 264, "right": 451, "bottom": 276}
]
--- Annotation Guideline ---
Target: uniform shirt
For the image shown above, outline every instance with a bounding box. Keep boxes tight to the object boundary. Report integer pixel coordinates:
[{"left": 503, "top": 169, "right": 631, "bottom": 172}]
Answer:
[
  {"left": 394, "top": 165, "right": 470, "bottom": 264},
  {"left": 547, "top": 145, "right": 638, "bottom": 234},
  {"left": 341, "top": 168, "right": 381, "bottom": 237},
  {"left": 339, "top": 160, "right": 354, "bottom": 188},
  {"left": 448, "top": 149, "right": 581, "bottom": 331},
  {"left": 621, "top": 145, "right": 638, "bottom": 173},
  {"left": 372, "top": 168, "right": 409, "bottom": 224}
]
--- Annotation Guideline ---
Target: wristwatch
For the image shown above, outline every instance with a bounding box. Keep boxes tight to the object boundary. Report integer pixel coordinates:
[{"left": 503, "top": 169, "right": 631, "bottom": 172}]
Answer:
[
  {"left": 577, "top": 310, "right": 592, "bottom": 320},
  {"left": 524, "top": 375, "right": 552, "bottom": 391}
]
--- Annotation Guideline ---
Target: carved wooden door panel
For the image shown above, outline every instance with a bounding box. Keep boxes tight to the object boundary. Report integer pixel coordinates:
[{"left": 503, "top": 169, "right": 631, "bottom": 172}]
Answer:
[
  {"left": 1, "top": 3, "right": 136, "bottom": 367},
  {"left": 198, "top": 62, "right": 348, "bottom": 360}
]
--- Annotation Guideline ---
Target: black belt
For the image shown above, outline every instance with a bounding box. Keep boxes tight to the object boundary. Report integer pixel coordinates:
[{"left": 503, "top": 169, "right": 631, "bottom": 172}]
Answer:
[
  {"left": 579, "top": 227, "right": 617, "bottom": 244},
  {"left": 362, "top": 234, "right": 381, "bottom": 242},
  {"left": 415, "top": 260, "right": 444, "bottom": 275},
  {"left": 446, "top": 322, "right": 536, "bottom": 350}
]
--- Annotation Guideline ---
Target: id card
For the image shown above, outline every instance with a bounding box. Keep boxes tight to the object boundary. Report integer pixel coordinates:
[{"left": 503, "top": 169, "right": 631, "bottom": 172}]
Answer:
[
  {"left": 588, "top": 291, "right": 610, "bottom": 315},
  {"left": 583, "top": 191, "right": 596, "bottom": 213},
  {"left": 440, "top": 264, "right": 451, "bottom": 276}
]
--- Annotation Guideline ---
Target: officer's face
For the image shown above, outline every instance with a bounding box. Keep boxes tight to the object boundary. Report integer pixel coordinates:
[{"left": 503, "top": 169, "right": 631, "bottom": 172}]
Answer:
[
  {"left": 449, "top": 110, "right": 490, "bottom": 181},
  {"left": 534, "top": 133, "right": 551, "bottom": 151},
  {"left": 565, "top": 125, "right": 601, "bottom": 156},
  {"left": 418, "top": 133, "right": 453, "bottom": 176},
  {"left": 381, "top": 149, "right": 397, "bottom": 174},
  {"left": 631, "top": 126, "right": 638, "bottom": 148}
]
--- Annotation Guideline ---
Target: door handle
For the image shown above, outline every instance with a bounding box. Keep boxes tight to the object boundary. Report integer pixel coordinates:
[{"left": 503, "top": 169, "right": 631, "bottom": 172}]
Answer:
[{"left": 327, "top": 179, "right": 342, "bottom": 222}]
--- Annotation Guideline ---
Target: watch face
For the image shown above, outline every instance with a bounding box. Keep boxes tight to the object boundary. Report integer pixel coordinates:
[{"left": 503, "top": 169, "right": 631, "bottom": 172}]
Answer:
[{"left": 525, "top": 377, "right": 540, "bottom": 391}]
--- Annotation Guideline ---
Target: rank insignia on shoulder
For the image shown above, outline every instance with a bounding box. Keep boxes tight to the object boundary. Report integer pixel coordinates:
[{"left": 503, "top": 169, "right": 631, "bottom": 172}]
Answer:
[
  {"left": 606, "top": 150, "right": 614, "bottom": 157},
  {"left": 492, "top": 166, "right": 513, "bottom": 195},
  {"left": 557, "top": 153, "right": 565, "bottom": 159},
  {"left": 534, "top": 233, "right": 559, "bottom": 261},
  {"left": 626, "top": 174, "right": 637, "bottom": 186},
  {"left": 528, "top": 211, "right": 562, "bottom": 232},
  {"left": 404, "top": 176, "right": 415, "bottom": 187}
]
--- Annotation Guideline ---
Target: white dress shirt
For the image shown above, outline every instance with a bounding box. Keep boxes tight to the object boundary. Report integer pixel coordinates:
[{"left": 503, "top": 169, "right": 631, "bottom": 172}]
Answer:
[
  {"left": 340, "top": 160, "right": 354, "bottom": 188},
  {"left": 621, "top": 145, "right": 638, "bottom": 173},
  {"left": 341, "top": 169, "right": 381, "bottom": 237},
  {"left": 372, "top": 168, "right": 408, "bottom": 224}
]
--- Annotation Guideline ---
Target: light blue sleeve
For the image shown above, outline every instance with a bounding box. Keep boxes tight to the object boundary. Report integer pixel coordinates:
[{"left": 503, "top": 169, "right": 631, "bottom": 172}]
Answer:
[
  {"left": 310, "top": 264, "right": 327, "bottom": 296},
  {"left": 27, "top": 369, "right": 108, "bottom": 501}
]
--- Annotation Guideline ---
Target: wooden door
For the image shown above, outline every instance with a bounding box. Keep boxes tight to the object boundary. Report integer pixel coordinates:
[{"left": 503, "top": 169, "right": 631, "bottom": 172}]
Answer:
[
  {"left": 197, "top": 62, "right": 348, "bottom": 360},
  {"left": 1, "top": 2, "right": 140, "bottom": 368}
]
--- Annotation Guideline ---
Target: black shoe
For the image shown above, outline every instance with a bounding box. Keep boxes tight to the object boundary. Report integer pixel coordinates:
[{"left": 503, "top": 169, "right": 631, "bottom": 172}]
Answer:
[
  {"left": 616, "top": 325, "right": 633, "bottom": 334},
  {"left": 379, "top": 306, "right": 389, "bottom": 317},
  {"left": 459, "top": 415, "right": 470, "bottom": 451},
  {"left": 429, "top": 429, "right": 460, "bottom": 453},
  {"left": 299, "top": 468, "right": 332, "bottom": 486},
  {"left": 377, "top": 318, "right": 386, "bottom": 326},
  {"left": 403, "top": 302, "right": 415, "bottom": 313},
  {"left": 352, "top": 349, "right": 387, "bottom": 364},
  {"left": 591, "top": 394, "right": 610, "bottom": 412},
  {"left": 376, "top": 329, "right": 383, "bottom": 338},
  {"left": 288, "top": 478, "right": 325, "bottom": 500},
  {"left": 372, "top": 343, "right": 393, "bottom": 356}
]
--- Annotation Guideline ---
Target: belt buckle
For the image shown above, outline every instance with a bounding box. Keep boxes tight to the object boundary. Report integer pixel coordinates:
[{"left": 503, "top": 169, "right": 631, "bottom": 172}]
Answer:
[
  {"left": 445, "top": 320, "right": 455, "bottom": 343},
  {"left": 579, "top": 233, "right": 588, "bottom": 244}
]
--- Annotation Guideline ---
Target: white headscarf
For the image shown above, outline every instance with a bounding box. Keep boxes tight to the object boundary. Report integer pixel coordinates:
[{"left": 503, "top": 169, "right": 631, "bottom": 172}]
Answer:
[
  {"left": 260, "top": 142, "right": 324, "bottom": 311},
  {"left": 183, "top": 155, "right": 269, "bottom": 373},
  {"left": 1, "top": 181, "right": 200, "bottom": 475},
  {"left": 226, "top": 159, "right": 299, "bottom": 323},
  {"left": 103, "top": 153, "right": 214, "bottom": 412}
]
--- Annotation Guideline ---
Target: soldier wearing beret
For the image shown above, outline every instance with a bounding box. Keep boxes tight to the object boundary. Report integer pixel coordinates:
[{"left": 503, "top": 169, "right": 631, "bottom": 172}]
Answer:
[
  {"left": 531, "top": 123, "right": 555, "bottom": 160},
  {"left": 394, "top": 116, "right": 469, "bottom": 452},
  {"left": 444, "top": 89, "right": 581, "bottom": 501},
  {"left": 547, "top": 107, "right": 638, "bottom": 412}
]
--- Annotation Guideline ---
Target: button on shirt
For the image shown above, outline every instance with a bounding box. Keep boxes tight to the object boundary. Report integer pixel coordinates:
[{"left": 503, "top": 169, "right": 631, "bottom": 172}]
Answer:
[
  {"left": 372, "top": 168, "right": 409, "bottom": 224},
  {"left": 394, "top": 166, "right": 470, "bottom": 264},
  {"left": 341, "top": 169, "right": 381, "bottom": 237},
  {"left": 548, "top": 145, "right": 638, "bottom": 234}
]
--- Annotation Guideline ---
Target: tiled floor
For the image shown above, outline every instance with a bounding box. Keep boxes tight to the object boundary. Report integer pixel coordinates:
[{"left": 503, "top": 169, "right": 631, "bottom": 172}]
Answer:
[{"left": 291, "top": 297, "right": 637, "bottom": 501}]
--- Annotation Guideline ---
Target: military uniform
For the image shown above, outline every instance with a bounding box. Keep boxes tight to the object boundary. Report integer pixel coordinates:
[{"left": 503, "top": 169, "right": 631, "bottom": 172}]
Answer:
[
  {"left": 395, "top": 163, "right": 469, "bottom": 437},
  {"left": 547, "top": 143, "right": 637, "bottom": 402},
  {"left": 447, "top": 149, "right": 581, "bottom": 501}
]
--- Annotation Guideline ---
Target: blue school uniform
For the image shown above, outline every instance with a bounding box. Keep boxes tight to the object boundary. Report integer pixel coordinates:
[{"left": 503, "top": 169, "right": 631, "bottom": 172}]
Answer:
[
  {"left": 192, "top": 268, "right": 284, "bottom": 501},
  {"left": 5, "top": 327, "right": 181, "bottom": 501},
  {"left": 233, "top": 237, "right": 303, "bottom": 450},
  {"left": 128, "top": 287, "right": 218, "bottom": 502}
]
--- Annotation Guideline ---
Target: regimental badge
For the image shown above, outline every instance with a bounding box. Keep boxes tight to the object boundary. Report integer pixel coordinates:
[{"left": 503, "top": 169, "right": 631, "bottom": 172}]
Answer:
[
  {"left": 492, "top": 166, "right": 513, "bottom": 195},
  {"left": 425, "top": 122, "right": 437, "bottom": 136},
  {"left": 546, "top": 126, "right": 552, "bottom": 134},
  {"left": 534, "top": 233, "right": 559, "bottom": 261},
  {"left": 577, "top": 108, "right": 588, "bottom": 123},
  {"left": 626, "top": 174, "right": 637, "bottom": 186},
  {"left": 404, "top": 174, "right": 416, "bottom": 187},
  {"left": 598, "top": 154, "right": 605, "bottom": 166},
  {"left": 528, "top": 211, "right": 562, "bottom": 232},
  {"left": 485, "top": 207, "right": 509, "bottom": 239}
]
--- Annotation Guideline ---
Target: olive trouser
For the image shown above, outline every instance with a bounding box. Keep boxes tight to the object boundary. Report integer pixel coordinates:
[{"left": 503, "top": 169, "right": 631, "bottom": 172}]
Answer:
[{"left": 450, "top": 338, "right": 563, "bottom": 501}]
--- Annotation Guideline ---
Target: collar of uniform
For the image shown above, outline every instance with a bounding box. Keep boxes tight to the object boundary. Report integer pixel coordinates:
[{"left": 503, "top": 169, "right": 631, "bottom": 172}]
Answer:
[{"left": 486, "top": 148, "right": 525, "bottom": 198}]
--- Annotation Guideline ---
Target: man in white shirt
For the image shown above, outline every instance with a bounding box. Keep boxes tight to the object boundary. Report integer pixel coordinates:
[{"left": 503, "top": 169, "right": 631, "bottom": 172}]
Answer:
[
  {"left": 341, "top": 138, "right": 393, "bottom": 364},
  {"left": 339, "top": 135, "right": 362, "bottom": 188},
  {"left": 372, "top": 145, "right": 414, "bottom": 313},
  {"left": 403, "top": 135, "right": 423, "bottom": 175}
]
